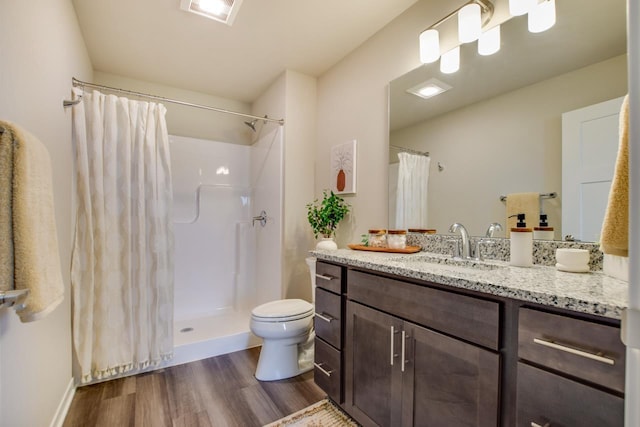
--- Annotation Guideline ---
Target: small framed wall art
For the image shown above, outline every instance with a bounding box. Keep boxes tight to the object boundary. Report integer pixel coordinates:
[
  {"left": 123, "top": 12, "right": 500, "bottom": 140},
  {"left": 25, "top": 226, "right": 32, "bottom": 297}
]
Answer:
[{"left": 331, "top": 139, "right": 357, "bottom": 194}]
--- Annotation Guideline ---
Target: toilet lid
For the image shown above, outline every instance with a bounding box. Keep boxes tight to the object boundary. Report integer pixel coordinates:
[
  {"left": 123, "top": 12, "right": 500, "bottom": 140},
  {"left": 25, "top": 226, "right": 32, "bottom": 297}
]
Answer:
[{"left": 252, "top": 299, "right": 314, "bottom": 321}]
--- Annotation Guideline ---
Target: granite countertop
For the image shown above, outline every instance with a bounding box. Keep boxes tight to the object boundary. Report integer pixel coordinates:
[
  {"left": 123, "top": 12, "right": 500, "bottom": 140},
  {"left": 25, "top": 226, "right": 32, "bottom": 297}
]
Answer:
[{"left": 311, "top": 249, "right": 629, "bottom": 320}]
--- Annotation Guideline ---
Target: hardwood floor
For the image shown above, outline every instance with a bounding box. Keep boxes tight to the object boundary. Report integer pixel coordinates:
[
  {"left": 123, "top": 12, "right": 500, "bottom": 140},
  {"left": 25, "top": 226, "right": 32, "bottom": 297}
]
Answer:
[{"left": 63, "top": 347, "right": 326, "bottom": 427}]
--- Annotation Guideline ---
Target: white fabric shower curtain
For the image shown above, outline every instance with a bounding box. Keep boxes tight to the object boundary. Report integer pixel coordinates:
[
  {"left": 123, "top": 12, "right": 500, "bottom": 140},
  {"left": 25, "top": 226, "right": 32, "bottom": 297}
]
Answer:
[
  {"left": 395, "top": 152, "right": 431, "bottom": 229},
  {"left": 71, "top": 88, "right": 174, "bottom": 383}
]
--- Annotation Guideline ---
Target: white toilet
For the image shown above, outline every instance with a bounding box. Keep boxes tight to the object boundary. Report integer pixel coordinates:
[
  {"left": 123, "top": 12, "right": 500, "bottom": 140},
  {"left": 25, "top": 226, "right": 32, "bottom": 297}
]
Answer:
[{"left": 250, "top": 257, "right": 317, "bottom": 381}]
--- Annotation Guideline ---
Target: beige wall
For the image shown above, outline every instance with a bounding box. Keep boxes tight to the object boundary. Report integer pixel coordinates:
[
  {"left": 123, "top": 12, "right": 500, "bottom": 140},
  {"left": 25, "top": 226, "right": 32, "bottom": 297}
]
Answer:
[
  {"left": 391, "top": 55, "right": 628, "bottom": 237},
  {"left": 316, "top": 0, "right": 454, "bottom": 246},
  {"left": 93, "top": 72, "right": 253, "bottom": 145},
  {"left": 0, "top": 0, "right": 93, "bottom": 426}
]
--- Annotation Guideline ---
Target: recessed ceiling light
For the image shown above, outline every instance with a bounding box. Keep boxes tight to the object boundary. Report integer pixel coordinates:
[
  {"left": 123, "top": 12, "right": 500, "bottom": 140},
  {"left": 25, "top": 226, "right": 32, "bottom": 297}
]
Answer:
[
  {"left": 406, "top": 78, "right": 452, "bottom": 100},
  {"left": 180, "top": 0, "right": 244, "bottom": 26}
]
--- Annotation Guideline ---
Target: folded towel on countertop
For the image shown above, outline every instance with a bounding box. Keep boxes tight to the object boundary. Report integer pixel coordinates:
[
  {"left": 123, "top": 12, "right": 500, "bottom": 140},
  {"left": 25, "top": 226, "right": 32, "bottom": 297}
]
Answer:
[
  {"left": 0, "top": 120, "right": 64, "bottom": 321},
  {"left": 600, "top": 95, "right": 629, "bottom": 257},
  {"left": 505, "top": 192, "right": 539, "bottom": 237}
]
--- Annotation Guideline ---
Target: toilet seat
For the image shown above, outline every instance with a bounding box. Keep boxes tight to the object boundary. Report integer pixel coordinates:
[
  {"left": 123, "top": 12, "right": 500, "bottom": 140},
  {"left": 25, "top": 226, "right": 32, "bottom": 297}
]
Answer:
[{"left": 251, "top": 299, "right": 314, "bottom": 322}]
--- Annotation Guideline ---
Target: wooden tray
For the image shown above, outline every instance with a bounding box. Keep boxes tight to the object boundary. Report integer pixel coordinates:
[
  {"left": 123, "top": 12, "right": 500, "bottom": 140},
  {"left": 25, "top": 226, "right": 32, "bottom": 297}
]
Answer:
[{"left": 348, "top": 244, "right": 421, "bottom": 254}]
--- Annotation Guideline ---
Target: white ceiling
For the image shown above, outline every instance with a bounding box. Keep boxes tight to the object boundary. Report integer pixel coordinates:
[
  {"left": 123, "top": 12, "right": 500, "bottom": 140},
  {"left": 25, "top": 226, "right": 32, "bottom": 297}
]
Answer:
[{"left": 72, "top": 0, "right": 418, "bottom": 103}]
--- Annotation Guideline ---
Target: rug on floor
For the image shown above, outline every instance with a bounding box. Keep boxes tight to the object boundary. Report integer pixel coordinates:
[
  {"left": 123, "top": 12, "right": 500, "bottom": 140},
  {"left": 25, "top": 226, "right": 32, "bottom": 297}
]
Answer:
[{"left": 264, "top": 398, "right": 359, "bottom": 427}]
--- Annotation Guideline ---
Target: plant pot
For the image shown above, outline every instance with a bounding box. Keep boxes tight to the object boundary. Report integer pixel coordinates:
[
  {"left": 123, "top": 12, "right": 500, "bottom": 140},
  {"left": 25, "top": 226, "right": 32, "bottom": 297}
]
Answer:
[{"left": 316, "top": 237, "right": 338, "bottom": 250}]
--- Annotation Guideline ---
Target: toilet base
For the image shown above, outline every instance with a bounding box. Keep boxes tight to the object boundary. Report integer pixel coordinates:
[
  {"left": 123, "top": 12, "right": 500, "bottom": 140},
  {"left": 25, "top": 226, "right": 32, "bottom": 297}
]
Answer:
[{"left": 255, "top": 332, "right": 314, "bottom": 381}]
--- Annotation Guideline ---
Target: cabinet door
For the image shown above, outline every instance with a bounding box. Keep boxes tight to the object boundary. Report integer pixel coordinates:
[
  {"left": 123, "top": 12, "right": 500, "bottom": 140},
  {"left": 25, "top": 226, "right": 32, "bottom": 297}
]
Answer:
[
  {"left": 402, "top": 323, "right": 500, "bottom": 427},
  {"left": 345, "top": 301, "right": 403, "bottom": 427}
]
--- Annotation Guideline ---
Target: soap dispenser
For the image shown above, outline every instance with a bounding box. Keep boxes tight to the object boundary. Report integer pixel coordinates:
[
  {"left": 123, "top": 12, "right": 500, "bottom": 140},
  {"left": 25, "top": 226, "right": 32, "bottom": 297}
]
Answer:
[
  {"left": 533, "top": 214, "right": 555, "bottom": 240},
  {"left": 510, "top": 213, "right": 533, "bottom": 267}
]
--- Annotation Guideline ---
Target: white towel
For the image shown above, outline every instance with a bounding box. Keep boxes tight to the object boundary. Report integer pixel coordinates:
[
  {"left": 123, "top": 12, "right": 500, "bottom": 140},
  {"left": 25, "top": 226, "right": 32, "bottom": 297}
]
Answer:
[{"left": 0, "top": 121, "right": 64, "bottom": 322}]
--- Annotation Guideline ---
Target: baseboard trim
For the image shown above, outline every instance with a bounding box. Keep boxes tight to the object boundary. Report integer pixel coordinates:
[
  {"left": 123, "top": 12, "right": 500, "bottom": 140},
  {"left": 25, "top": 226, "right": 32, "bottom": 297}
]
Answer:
[{"left": 50, "top": 378, "right": 76, "bottom": 427}]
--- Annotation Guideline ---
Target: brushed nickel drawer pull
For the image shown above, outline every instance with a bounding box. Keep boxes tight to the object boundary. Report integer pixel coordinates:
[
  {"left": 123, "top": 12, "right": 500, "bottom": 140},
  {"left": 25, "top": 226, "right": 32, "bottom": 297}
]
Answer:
[
  {"left": 531, "top": 422, "right": 550, "bottom": 427},
  {"left": 315, "top": 312, "right": 334, "bottom": 323},
  {"left": 533, "top": 338, "right": 615, "bottom": 365},
  {"left": 316, "top": 273, "right": 335, "bottom": 281},
  {"left": 314, "top": 362, "right": 334, "bottom": 377}
]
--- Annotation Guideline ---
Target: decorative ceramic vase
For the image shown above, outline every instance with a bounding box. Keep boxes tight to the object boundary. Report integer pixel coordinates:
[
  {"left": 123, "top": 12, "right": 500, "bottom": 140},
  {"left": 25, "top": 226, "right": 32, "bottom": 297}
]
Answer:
[{"left": 316, "top": 236, "right": 338, "bottom": 250}]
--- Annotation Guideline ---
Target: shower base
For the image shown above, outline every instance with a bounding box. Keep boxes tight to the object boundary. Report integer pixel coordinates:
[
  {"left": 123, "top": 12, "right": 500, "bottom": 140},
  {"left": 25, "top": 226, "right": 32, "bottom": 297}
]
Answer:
[{"left": 170, "top": 309, "right": 261, "bottom": 367}]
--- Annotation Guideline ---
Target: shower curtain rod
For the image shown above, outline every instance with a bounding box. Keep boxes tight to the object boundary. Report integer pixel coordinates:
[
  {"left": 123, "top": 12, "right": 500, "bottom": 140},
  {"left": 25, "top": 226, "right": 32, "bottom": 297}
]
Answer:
[
  {"left": 390, "top": 145, "right": 430, "bottom": 157},
  {"left": 63, "top": 77, "right": 285, "bottom": 125}
]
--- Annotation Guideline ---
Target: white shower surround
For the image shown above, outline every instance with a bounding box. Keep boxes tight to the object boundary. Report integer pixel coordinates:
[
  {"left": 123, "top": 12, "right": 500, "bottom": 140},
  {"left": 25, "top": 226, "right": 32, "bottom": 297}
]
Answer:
[{"left": 168, "top": 131, "right": 283, "bottom": 366}]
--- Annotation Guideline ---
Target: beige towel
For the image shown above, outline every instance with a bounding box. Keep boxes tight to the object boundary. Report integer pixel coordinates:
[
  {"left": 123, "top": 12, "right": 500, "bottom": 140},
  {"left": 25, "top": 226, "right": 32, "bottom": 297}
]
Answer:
[
  {"left": 600, "top": 95, "right": 629, "bottom": 257},
  {"left": 0, "top": 128, "right": 14, "bottom": 291},
  {"left": 0, "top": 121, "right": 64, "bottom": 322},
  {"left": 505, "top": 192, "right": 540, "bottom": 237}
]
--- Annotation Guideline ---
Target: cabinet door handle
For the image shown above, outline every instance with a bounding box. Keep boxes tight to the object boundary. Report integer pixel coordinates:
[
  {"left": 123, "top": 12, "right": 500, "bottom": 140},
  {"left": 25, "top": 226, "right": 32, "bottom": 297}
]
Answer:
[
  {"left": 531, "top": 422, "right": 551, "bottom": 427},
  {"left": 390, "top": 326, "right": 399, "bottom": 366},
  {"left": 315, "top": 273, "right": 334, "bottom": 281},
  {"left": 314, "top": 362, "right": 334, "bottom": 377},
  {"left": 315, "top": 312, "right": 334, "bottom": 323},
  {"left": 401, "top": 330, "right": 407, "bottom": 372},
  {"left": 533, "top": 338, "right": 615, "bottom": 365}
]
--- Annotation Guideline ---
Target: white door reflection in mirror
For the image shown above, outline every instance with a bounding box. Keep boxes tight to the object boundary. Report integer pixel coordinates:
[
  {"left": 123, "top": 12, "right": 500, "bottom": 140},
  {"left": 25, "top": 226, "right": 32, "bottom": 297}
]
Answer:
[{"left": 562, "top": 96, "right": 624, "bottom": 242}]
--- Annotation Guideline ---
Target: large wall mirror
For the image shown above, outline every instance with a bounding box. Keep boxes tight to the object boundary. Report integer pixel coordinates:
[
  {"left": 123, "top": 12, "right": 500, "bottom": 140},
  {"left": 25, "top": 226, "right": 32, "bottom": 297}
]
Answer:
[{"left": 388, "top": 0, "right": 627, "bottom": 241}]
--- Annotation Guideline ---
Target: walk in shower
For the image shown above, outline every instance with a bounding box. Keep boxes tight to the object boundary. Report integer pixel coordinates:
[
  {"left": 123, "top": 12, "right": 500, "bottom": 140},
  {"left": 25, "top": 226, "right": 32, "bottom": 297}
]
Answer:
[{"left": 169, "top": 130, "right": 283, "bottom": 366}]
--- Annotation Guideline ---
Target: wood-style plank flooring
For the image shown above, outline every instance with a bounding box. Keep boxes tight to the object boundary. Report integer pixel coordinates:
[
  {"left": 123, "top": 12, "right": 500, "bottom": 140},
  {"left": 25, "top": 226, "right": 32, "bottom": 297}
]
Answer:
[{"left": 63, "top": 347, "right": 326, "bottom": 427}]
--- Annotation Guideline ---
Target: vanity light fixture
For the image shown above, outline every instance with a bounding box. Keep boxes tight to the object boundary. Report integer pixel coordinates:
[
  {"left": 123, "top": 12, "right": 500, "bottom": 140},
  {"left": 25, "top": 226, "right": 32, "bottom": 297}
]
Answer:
[
  {"left": 419, "top": 0, "right": 494, "bottom": 64},
  {"left": 478, "top": 25, "right": 501, "bottom": 55},
  {"left": 528, "top": 0, "right": 556, "bottom": 33},
  {"left": 440, "top": 46, "right": 461, "bottom": 74},
  {"left": 407, "top": 78, "right": 452, "bottom": 100},
  {"left": 458, "top": 3, "right": 482, "bottom": 43},
  {"left": 179, "top": 0, "right": 244, "bottom": 25}
]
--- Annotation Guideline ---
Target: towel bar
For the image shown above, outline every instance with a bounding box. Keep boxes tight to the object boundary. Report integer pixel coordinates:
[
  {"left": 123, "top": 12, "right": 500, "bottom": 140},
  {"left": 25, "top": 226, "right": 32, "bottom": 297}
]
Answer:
[
  {"left": 0, "top": 289, "right": 29, "bottom": 310},
  {"left": 499, "top": 192, "right": 557, "bottom": 202}
]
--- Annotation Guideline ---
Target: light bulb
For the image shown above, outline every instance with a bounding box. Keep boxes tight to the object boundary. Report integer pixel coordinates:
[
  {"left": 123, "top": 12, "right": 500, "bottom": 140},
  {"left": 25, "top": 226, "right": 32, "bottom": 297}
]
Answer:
[
  {"left": 528, "top": 0, "right": 556, "bottom": 33},
  {"left": 509, "top": 0, "right": 537, "bottom": 16},
  {"left": 458, "top": 3, "right": 482, "bottom": 43},
  {"left": 440, "top": 46, "right": 460, "bottom": 74},
  {"left": 419, "top": 29, "right": 440, "bottom": 64},
  {"left": 478, "top": 25, "right": 501, "bottom": 56}
]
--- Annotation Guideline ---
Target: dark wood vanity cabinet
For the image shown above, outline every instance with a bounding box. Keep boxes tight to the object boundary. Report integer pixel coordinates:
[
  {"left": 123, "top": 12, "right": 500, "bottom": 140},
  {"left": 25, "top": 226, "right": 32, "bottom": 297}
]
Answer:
[
  {"left": 313, "top": 261, "right": 346, "bottom": 403},
  {"left": 344, "top": 270, "right": 501, "bottom": 427},
  {"left": 516, "top": 307, "right": 625, "bottom": 426}
]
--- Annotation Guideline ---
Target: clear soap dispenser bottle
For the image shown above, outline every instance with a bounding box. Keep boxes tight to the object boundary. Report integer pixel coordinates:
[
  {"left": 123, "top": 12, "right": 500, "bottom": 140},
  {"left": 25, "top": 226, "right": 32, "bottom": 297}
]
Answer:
[
  {"left": 533, "top": 214, "right": 555, "bottom": 240},
  {"left": 510, "top": 213, "right": 533, "bottom": 267}
]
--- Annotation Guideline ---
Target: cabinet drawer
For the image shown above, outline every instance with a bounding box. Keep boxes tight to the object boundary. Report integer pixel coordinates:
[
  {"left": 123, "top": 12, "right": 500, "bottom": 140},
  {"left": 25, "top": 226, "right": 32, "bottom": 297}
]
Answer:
[
  {"left": 518, "top": 307, "right": 625, "bottom": 393},
  {"left": 517, "top": 362, "right": 623, "bottom": 427},
  {"left": 348, "top": 270, "right": 500, "bottom": 350},
  {"left": 314, "top": 338, "right": 342, "bottom": 403},
  {"left": 316, "top": 262, "right": 343, "bottom": 294},
  {"left": 315, "top": 287, "right": 342, "bottom": 349}
]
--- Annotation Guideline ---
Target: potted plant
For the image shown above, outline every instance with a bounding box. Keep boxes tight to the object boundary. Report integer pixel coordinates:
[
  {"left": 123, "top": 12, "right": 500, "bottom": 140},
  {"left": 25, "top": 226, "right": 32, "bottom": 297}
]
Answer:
[{"left": 306, "top": 190, "right": 350, "bottom": 250}]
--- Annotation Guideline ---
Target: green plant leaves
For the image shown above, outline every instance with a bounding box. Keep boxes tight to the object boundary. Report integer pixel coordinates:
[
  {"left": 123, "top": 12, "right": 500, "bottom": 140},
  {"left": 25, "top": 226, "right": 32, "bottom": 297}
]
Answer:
[{"left": 306, "top": 190, "right": 350, "bottom": 239}]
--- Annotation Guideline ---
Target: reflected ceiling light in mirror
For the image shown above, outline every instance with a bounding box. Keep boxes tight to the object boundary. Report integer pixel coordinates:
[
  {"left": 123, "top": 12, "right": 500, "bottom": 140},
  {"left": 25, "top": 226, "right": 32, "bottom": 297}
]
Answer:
[
  {"left": 407, "top": 78, "right": 453, "bottom": 100},
  {"left": 419, "top": 29, "right": 440, "bottom": 63},
  {"left": 528, "top": 0, "right": 556, "bottom": 33},
  {"left": 458, "top": 3, "right": 482, "bottom": 43},
  {"left": 509, "top": 0, "right": 536, "bottom": 16},
  {"left": 478, "top": 25, "right": 501, "bottom": 55},
  {"left": 180, "top": 0, "right": 244, "bottom": 26},
  {"left": 440, "top": 46, "right": 460, "bottom": 74}
]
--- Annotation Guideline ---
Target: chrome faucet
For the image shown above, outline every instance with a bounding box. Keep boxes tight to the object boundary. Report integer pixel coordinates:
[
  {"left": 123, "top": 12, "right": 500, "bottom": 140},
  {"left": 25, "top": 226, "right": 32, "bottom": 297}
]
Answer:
[
  {"left": 449, "top": 223, "right": 472, "bottom": 259},
  {"left": 485, "top": 222, "right": 503, "bottom": 237}
]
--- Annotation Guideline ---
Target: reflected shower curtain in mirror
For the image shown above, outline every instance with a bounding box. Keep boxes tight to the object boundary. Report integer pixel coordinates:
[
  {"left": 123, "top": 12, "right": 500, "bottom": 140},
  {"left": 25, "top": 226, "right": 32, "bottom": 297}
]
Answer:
[
  {"left": 71, "top": 88, "right": 174, "bottom": 383},
  {"left": 395, "top": 152, "right": 431, "bottom": 229}
]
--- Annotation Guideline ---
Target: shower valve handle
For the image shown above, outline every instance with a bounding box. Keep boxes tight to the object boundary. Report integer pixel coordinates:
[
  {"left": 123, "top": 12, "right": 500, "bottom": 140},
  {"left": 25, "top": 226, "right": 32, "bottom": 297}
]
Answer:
[{"left": 252, "top": 210, "right": 267, "bottom": 227}]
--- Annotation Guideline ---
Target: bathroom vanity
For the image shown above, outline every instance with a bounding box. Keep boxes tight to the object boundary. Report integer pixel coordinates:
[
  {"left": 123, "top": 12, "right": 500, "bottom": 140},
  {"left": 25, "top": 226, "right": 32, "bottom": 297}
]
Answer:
[{"left": 312, "top": 249, "right": 628, "bottom": 427}]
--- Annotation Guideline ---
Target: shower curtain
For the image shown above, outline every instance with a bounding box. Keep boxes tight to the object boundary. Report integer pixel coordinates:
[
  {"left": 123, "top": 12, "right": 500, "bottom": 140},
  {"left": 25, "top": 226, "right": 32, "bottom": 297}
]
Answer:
[
  {"left": 71, "top": 88, "right": 174, "bottom": 383},
  {"left": 395, "top": 152, "right": 431, "bottom": 229}
]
